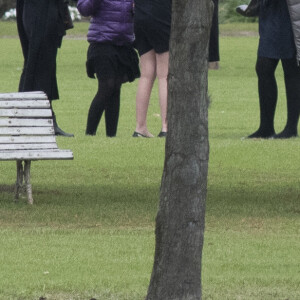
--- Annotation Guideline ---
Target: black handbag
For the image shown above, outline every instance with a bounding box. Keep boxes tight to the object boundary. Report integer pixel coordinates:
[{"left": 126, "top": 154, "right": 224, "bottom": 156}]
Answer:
[{"left": 236, "top": 0, "right": 260, "bottom": 17}]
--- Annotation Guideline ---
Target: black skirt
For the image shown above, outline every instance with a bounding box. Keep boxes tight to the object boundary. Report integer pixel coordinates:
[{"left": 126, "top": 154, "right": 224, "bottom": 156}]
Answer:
[{"left": 86, "top": 43, "right": 140, "bottom": 83}]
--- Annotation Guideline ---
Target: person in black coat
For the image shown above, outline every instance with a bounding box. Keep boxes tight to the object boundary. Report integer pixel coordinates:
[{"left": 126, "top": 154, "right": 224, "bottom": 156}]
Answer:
[
  {"left": 209, "top": 0, "right": 220, "bottom": 70},
  {"left": 248, "top": 0, "right": 299, "bottom": 139},
  {"left": 16, "top": 0, "right": 74, "bottom": 137}
]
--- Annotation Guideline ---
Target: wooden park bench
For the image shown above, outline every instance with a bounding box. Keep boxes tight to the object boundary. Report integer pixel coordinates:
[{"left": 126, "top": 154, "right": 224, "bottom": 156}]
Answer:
[{"left": 0, "top": 91, "right": 73, "bottom": 204}]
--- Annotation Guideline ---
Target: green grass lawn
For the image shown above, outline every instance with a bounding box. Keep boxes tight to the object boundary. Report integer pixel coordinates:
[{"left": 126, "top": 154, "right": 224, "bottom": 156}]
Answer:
[{"left": 0, "top": 22, "right": 299, "bottom": 300}]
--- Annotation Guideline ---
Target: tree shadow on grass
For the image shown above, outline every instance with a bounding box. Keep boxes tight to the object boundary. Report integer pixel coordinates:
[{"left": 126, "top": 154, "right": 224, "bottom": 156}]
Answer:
[
  {"left": 1, "top": 179, "right": 299, "bottom": 228},
  {"left": 207, "top": 183, "right": 300, "bottom": 219},
  {"left": 0, "top": 183, "right": 159, "bottom": 228}
]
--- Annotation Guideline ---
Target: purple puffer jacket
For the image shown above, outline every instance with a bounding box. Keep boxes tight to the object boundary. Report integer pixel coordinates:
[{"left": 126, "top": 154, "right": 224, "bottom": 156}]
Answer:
[{"left": 77, "top": 0, "right": 135, "bottom": 45}]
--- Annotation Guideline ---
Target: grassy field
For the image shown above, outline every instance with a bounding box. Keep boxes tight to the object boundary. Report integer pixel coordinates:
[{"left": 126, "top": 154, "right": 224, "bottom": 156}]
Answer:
[{"left": 0, "top": 22, "right": 299, "bottom": 300}]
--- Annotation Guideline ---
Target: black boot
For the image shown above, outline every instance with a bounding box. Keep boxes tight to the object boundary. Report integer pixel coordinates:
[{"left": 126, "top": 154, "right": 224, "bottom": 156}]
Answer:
[{"left": 52, "top": 111, "right": 74, "bottom": 137}]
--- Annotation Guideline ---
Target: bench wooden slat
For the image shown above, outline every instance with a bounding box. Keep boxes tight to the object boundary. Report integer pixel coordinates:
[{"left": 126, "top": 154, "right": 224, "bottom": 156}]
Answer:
[
  {"left": 0, "top": 150, "right": 73, "bottom": 161},
  {"left": 0, "top": 127, "right": 54, "bottom": 136},
  {"left": 0, "top": 109, "right": 52, "bottom": 118},
  {"left": 0, "top": 118, "right": 53, "bottom": 127},
  {"left": 0, "top": 92, "right": 48, "bottom": 100},
  {"left": 0, "top": 143, "right": 58, "bottom": 150},
  {"left": 0, "top": 100, "right": 50, "bottom": 109},
  {"left": 0, "top": 136, "right": 57, "bottom": 144}
]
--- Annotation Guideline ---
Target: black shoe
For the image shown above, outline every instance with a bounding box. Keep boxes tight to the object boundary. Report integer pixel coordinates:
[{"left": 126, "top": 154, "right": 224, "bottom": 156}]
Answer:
[
  {"left": 272, "top": 130, "right": 298, "bottom": 139},
  {"left": 247, "top": 129, "right": 274, "bottom": 139},
  {"left": 52, "top": 110, "right": 74, "bottom": 137},
  {"left": 85, "top": 132, "right": 96, "bottom": 136},
  {"left": 132, "top": 131, "right": 148, "bottom": 138},
  {"left": 158, "top": 131, "right": 167, "bottom": 137},
  {"left": 55, "top": 126, "right": 74, "bottom": 137}
]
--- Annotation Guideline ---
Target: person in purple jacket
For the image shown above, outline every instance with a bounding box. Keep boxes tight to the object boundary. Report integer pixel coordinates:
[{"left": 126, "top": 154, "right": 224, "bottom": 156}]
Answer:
[{"left": 77, "top": 0, "right": 140, "bottom": 136}]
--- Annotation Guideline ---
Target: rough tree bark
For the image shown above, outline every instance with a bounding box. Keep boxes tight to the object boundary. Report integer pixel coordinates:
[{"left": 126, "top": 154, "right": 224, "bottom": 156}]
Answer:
[{"left": 146, "top": 1, "right": 213, "bottom": 299}]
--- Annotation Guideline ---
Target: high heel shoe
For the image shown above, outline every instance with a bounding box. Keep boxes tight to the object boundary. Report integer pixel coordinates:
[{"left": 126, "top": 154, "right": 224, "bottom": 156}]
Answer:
[
  {"left": 158, "top": 131, "right": 167, "bottom": 137},
  {"left": 132, "top": 131, "right": 149, "bottom": 138}
]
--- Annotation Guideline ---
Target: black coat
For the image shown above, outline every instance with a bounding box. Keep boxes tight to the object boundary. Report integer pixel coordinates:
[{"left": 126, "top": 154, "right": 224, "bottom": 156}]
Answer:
[
  {"left": 209, "top": 0, "right": 219, "bottom": 62},
  {"left": 16, "top": 0, "right": 66, "bottom": 100}
]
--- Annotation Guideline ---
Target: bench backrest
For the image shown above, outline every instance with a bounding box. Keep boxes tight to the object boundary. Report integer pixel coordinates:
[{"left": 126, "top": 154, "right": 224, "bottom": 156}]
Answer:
[{"left": 0, "top": 91, "right": 73, "bottom": 161}]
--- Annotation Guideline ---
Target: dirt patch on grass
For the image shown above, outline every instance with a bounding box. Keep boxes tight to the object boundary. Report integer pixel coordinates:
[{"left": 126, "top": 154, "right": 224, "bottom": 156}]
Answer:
[
  {"left": 0, "top": 184, "right": 14, "bottom": 193},
  {"left": 221, "top": 30, "right": 258, "bottom": 37}
]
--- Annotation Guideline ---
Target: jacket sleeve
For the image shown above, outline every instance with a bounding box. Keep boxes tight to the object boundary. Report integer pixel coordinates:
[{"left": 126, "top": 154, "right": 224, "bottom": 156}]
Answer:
[
  {"left": 77, "top": 0, "right": 100, "bottom": 17},
  {"left": 236, "top": 0, "right": 259, "bottom": 17},
  {"left": 287, "top": 0, "right": 300, "bottom": 63}
]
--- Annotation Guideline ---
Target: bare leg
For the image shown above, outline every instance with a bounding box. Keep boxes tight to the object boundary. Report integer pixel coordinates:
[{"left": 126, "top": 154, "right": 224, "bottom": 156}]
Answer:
[
  {"left": 156, "top": 51, "right": 169, "bottom": 133},
  {"left": 135, "top": 50, "right": 156, "bottom": 137}
]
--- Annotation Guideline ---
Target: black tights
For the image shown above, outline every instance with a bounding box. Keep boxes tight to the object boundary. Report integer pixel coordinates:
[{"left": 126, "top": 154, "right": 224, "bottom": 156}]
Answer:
[
  {"left": 249, "top": 56, "right": 300, "bottom": 138},
  {"left": 86, "top": 78, "right": 122, "bottom": 137}
]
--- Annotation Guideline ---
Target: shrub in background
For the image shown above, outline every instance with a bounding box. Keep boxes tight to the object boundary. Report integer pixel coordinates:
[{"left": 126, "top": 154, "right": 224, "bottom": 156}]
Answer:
[
  {"left": 2, "top": 7, "right": 14, "bottom": 20},
  {"left": 219, "top": 0, "right": 257, "bottom": 23},
  {"left": 0, "top": 0, "right": 257, "bottom": 24},
  {"left": 0, "top": 0, "right": 15, "bottom": 18},
  {"left": 1, "top": 6, "right": 81, "bottom": 21},
  {"left": 0, "top": 0, "right": 79, "bottom": 18}
]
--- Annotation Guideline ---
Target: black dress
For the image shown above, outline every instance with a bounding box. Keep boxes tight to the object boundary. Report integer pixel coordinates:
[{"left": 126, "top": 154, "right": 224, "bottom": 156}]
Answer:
[
  {"left": 16, "top": 0, "right": 66, "bottom": 101},
  {"left": 134, "top": 0, "right": 172, "bottom": 55}
]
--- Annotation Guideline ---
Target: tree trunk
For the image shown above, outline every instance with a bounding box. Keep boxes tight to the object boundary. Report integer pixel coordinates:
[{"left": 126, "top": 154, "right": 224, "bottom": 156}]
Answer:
[{"left": 146, "top": 1, "right": 213, "bottom": 299}]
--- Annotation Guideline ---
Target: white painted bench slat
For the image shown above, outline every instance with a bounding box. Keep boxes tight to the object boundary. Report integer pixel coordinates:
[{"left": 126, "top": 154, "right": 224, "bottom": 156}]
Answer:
[
  {"left": 0, "top": 118, "right": 53, "bottom": 127},
  {"left": 0, "top": 109, "right": 52, "bottom": 118},
  {"left": 0, "top": 100, "right": 50, "bottom": 109},
  {"left": 0, "top": 143, "right": 58, "bottom": 150},
  {"left": 0, "top": 92, "right": 48, "bottom": 100},
  {"left": 0, "top": 150, "right": 73, "bottom": 161},
  {"left": 0, "top": 136, "right": 57, "bottom": 144},
  {"left": 0, "top": 127, "right": 54, "bottom": 135}
]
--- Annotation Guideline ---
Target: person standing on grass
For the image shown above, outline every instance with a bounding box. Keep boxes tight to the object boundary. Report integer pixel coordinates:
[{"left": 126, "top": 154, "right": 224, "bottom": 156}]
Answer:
[
  {"left": 77, "top": 0, "right": 140, "bottom": 137},
  {"left": 16, "top": 0, "right": 74, "bottom": 137},
  {"left": 245, "top": 0, "right": 300, "bottom": 139},
  {"left": 132, "top": 0, "right": 172, "bottom": 138}
]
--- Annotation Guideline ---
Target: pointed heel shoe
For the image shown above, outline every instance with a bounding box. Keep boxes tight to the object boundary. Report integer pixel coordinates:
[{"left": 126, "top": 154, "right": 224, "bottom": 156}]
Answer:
[
  {"left": 158, "top": 131, "right": 167, "bottom": 138},
  {"left": 132, "top": 131, "right": 148, "bottom": 138}
]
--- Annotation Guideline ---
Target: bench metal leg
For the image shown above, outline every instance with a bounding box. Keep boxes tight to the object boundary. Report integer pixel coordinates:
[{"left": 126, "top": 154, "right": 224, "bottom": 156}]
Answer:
[
  {"left": 14, "top": 160, "right": 33, "bottom": 204},
  {"left": 15, "top": 160, "right": 24, "bottom": 202}
]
